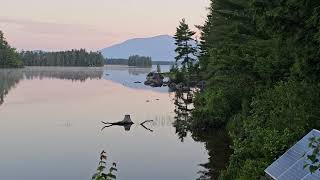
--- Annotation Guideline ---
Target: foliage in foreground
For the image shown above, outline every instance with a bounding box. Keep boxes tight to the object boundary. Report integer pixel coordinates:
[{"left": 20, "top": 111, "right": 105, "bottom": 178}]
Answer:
[
  {"left": 92, "top": 151, "right": 117, "bottom": 180},
  {"left": 304, "top": 136, "right": 320, "bottom": 173}
]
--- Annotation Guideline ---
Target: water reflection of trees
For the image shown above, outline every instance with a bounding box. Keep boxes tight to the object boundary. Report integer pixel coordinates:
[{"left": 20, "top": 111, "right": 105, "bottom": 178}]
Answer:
[
  {"left": 172, "top": 90, "right": 231, "bottom": 180},
  {"left": 105, "top": 65, "right": 152, "bottom": 76},
  {"left": 128, "top": 67, "right": 152, "bottom": 76},
  {"left": 0, "top": 69, "right": 23, "bottom": 106},
  {"left": 23, "top": 67, "right": 103, "bottom": 82},
  {"left": 0, "top": 67, "right": 104, "bottom": 106},
  {"left": 173, "top": 90, "right": 194, "bottom": 142}
]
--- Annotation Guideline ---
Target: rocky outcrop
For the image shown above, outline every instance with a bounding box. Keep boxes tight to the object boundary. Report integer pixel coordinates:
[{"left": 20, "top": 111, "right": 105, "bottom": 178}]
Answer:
[{"left": 144, "top": 72, "right": 164, "bottom": 87}]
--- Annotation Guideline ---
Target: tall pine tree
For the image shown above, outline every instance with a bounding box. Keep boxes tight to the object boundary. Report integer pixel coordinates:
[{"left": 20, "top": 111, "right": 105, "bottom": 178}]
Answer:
[{"left": 174, "top": 19, "right": 197, "bottom": 69}]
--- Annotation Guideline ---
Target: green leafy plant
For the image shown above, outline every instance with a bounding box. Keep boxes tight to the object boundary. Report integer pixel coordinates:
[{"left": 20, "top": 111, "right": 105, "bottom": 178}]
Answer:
[
  {"left": 304, "top": 136, "right": 320, "bottom": 173},
  {"left": 92, "top": 150, "right": 117, "bottom": 180}
]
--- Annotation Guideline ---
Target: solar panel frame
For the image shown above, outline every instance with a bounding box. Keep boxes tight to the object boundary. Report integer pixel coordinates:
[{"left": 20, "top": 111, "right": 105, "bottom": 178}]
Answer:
[{"left": 265, "top": 129, "right": 320, "bottom": 180}]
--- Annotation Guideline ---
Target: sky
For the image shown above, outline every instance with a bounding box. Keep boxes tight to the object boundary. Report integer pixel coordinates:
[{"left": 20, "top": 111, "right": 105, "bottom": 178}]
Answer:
[{"left": 0, "top": 0, "right": 210, "bottom": 51}]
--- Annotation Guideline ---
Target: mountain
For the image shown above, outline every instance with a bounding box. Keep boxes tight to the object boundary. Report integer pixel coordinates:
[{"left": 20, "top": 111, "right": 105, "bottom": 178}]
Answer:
[{"left": 100, "top": 35, "right": 176, "bottom": 61}]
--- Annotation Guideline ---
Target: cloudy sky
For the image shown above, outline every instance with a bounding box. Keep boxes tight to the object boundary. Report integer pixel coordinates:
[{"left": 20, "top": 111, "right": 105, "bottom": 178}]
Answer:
[{"left": 0, "top": 0, "right": 209, "bottom": 51}]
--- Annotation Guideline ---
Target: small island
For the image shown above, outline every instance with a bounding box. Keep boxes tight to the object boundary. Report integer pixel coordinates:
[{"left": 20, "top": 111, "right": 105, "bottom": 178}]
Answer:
[
  {"left": 128, "top": 55, "right": 152, "bottom": 67},
  {"left": 106, "top": 55, "right": 151, "bottom": 67},
  {"left": 106, "top": 56, "right": 174, "bottom": 67}
]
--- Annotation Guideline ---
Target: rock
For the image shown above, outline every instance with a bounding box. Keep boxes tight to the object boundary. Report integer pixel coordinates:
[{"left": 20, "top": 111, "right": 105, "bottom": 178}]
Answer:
[
  {"left": 144, "top": 72, "right": 164, "bottom": 87},
  {"left": 176, "top": 83, "right": 184, "bottom": 90},
  {"left": 182, "top": 86, "right": 191, "bottom": 92},
  {"left": 163, "top": 81, "right": 169, "bottom": 86},
  {"left": 168, "top": 82, "right": 177, "bottom": 90},
  {"left": 122, "top": 115, "right": 133, "bottom": 123},
  {"left": 144, "top": 81, "right": 151, "bottom": 85}
]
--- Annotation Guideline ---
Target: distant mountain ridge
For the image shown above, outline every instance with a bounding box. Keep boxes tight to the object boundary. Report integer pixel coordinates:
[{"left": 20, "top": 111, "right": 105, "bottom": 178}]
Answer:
[{"left": 100, "top": 35, "right": 176, "bottom": 61}]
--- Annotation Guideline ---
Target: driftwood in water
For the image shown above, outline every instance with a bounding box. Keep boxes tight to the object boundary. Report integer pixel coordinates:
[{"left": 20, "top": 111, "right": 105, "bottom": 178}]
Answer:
[
  {"left": 140, "top": 120, "right": 154, "bottom": 132},
  {"left": 102, "top": 115, "right": 134, "bottom": 125},
  {"left": 101, "top": 123, "right": 133, "bottom": 131},
  {"left": 101, "top": 115, "right": 154, "bottom": 132},
  {"left": 101, "top": 121, "right": 134, "bottom": 126}
]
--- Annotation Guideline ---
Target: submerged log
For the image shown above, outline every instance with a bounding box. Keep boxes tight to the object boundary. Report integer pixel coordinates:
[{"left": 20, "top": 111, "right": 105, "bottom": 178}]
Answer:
[
  {"left": 102, "top": 115, "right": 134, "bottom": 125},
  {"left": 101, "top": 115, "right": 153, "bottom": 132}
]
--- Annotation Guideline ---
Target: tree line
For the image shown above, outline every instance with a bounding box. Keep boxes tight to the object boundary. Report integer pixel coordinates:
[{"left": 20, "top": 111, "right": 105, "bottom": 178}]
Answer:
[
  {"left": 106, "top": 58, "right": 173, "bottom": 66},
  {"left": 106, "top": 55, "right": 152, "bottom": 67},
  {"left": 128, "top": 55, "right": 152, "bottom": 67},
  {"left": 21, "top": 49, "right": 105, "bottom": 67},
  {"left": 0, "top": 31, "right": 23, "bottom": 68},
  {"left": 1, "top": 31, "right": 104, "bottom": 68},
  {"left": 172, "top": 0, "right": 320, "bottom": 179}
]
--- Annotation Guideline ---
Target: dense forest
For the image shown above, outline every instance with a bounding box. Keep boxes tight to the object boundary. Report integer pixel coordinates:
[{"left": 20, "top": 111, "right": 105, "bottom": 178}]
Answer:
[
  {"left": 172, "top": 0, "right": 320, "bottom": 179},
  {"left": 21, "top": 49, "right": 105, "bottom": 67},
  {"left": 128, "top": 55, "right": 152, "bottom": 67},
  {"left": 106, "top": 58, "right": 174, "bottom": 65},
  {"left": 0, "top": 31, "right": 23, "bottom": 68}
]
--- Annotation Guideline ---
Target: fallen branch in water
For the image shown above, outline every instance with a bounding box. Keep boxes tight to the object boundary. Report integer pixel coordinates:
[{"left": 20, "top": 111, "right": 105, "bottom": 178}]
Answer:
[
  {"left": 101, "top": 119, "right": 154, "bottom": 132},
  {"left": 140, "top": 120, "right": 154, "bottom": 125},
  {"left": 101, "top": 121, "right": 134, "bottom": 125},
  {"left": 140, "top": 120, "right": 154, "bottom": 132}
]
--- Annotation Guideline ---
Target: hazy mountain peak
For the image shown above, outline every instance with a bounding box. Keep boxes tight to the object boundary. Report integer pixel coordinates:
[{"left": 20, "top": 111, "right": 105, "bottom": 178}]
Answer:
[{"left": 100, "top": 35, "right": 176, "bottom": 61}]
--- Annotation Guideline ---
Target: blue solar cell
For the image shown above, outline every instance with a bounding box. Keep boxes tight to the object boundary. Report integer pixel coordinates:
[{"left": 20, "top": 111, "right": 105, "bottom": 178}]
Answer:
[{"left": 278, "top": 159, "right": 309, "bottom": 180}]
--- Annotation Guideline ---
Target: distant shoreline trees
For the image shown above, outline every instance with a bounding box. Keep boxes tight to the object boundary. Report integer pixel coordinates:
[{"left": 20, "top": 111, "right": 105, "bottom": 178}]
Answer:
[
  {"left": 20, "top": 49, "right": 104, "bottom": 67},
  {"left": 128, "top": 55, "right": 152, "bottom": 67},
  {"left": 105, "top": 55, "right": 152, "bottom": 67},
  {"left": 105, "top": 58, "right": 174, "bottom": 66},
  {"left": 0, "top": 30, "right": 23, "bottom": 68}
]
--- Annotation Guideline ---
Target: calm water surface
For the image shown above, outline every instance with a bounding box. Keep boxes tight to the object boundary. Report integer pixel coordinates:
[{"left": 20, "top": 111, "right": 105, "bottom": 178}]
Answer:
[{"left": 0, "top": 66, "right": 212, "bottom": 180}]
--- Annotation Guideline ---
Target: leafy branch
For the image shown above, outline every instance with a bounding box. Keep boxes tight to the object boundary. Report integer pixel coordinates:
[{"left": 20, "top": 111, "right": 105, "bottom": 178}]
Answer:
[
  {"left": 92, "top": 150, "right": 117, "bottom": 180},
  {"left": 304, "top": 136, "right": 320, "bottom": 173}
]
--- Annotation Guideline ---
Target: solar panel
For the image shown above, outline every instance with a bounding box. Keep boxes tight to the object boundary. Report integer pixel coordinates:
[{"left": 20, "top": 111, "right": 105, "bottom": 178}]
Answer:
[{"left": 265, "top": 129, "right": 320, "bottom": 180}]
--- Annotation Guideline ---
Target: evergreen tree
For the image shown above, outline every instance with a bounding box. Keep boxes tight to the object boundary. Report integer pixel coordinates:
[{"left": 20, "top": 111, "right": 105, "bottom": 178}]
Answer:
[
  {"left": 175, "top": 0, "right": 320, "bottom": 179},
  {"left": 0, "top": 31, "right": 23, "bottom": 68},
  {"left": 174, "top": 19, "right": 197, "bottom": 69}
]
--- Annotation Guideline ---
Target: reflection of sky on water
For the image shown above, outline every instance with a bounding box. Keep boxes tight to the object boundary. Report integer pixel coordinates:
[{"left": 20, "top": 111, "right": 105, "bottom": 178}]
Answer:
[
  {"left": 0, "top": 66, "right": 208, "bottom": 180},
  {"left": 0, "top": 65, "right": 170, "bottom": 107},
  {"left": 103, "top": 65, "right": 170, "bottom": 93}
]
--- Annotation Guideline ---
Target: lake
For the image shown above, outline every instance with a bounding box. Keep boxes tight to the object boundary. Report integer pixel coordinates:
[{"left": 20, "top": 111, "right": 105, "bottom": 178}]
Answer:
[{"left": 0, "top": 65, "right": 229, "bottom": 180}]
